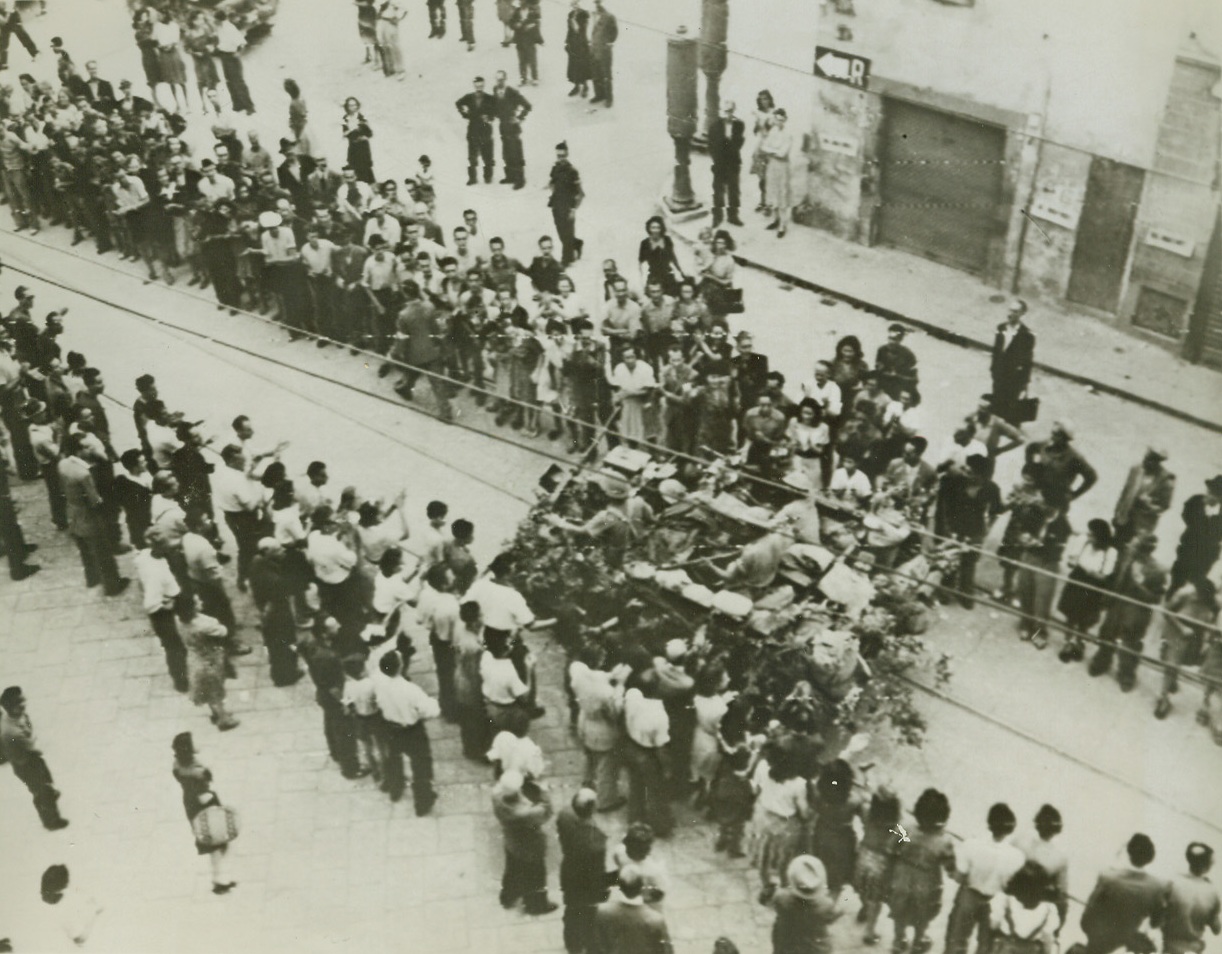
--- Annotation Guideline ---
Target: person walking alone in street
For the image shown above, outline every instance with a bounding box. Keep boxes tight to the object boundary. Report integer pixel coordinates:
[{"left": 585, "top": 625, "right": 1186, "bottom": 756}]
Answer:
[
  {"left": 0, "top": 686, "right": 69, "bottom": 831},
  {"left": 558, "top": 788, "right": 610, "bottom": 952},
  {"left": 989, "top": 300, "right": 1035, "bottom": 426},
  {"left": 493, "top": 768, "right": 560, "bottom": 915},
  {"left": 709, "top": 101, "right": 745, "bottom": 227},
  {"left": 549, "top": 141, "right": 584, "bottom": 265},
  {"left": 589, "top": 0, "right": 618, "bottom": 107}
]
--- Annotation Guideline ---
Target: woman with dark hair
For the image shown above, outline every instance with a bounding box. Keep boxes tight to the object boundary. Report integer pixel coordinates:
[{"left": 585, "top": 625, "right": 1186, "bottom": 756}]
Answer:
[
  {"left": 787, "top": 398, "right": 829, "bottom": 491},
  {"left": 612, "top": 822, "right": 668, "bottom": 908},
  {"left": 855, "top": 786, "right": 902, "bottom": 945},
  {"left": 342, "top": 96, "right": 375, "bottom": 183},
  {"left": 675, "top": 277, "right": 716, "bottom": 336},
  {"left": 40, "top": 864, "right": 103, "bottom": 947},
  {"left": 890, "top": 788, "right": 954, "bottom": 954},
  {"left": 700, "top": 229, "right": 738, "bottom": 323},
  {"left": 1015, "top": 492, "right": 1072, "bottom": 649},
  {"left": 179, "top": 592, "right": 240, "bottom": 730},
  {"left": 565, "top": 0, "right": 592, "bottom": 97},
  {"left": 751, "top": 89, "right": 776, "bottom": 213},
  {"left": 171, "top": 731, "right": 213, "bottom": 819},
  {"left": 183, "top": 11, "right": 220, "bottom": 113},
  {"left": 750, "top": 748, "right": 809, "bottom": 905},
  {"left": 152, "top": 7, "right": 189, "bottom": 114},
  {"left": 1056, "top": 518, "right": 1118, "bottom": 662},
  {"left": 132, "top": 8, "right": 163, "bottom": 103},
  {"left": 355, "top": 0, "right": 380, "bottom": 67},
  {"left": 829, "top": 336, "right": 870, "bottom": 413},
  {"left": 760, "top": 108, "right": 794, "bottom": 236},
  {"left": 639, "top": 215, "right": 684, "bottom": 297},
  {"left": 809, "top": 758, "right": 866, "bottom": 894},
  {"left": 987, "top": 863, "right": 1061, "bottom": 954}
]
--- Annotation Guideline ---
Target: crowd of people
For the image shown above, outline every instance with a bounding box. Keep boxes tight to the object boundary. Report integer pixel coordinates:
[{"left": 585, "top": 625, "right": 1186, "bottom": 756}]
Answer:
[{"left": 1, "top": 2, "right": 1222, "bottom": 952}]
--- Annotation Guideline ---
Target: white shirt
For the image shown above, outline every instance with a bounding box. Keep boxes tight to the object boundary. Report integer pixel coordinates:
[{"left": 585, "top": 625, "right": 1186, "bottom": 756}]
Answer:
[
  {"left": 134, "top": 549, "right": 180, "bottom": 614},
  {"left": 373, "top": 571, "right": 419, "bottom": 616},
  {"left": 152, "top": 19, "right": 181, "bottom": 47},
  {"left": 342, "top": 674, "right": 378, "bottom": 717},
  {"left": 364, "top": 215, "right": 402, "bottom": 248},
  {"left": 466, "top": 578, "right": 534, "bottom": 632},
  {"left": 300, "top": 239, "right": 338, "bottom": 277},
  {"left": 1068, "top": 539, "right": 1117, "bottom": 578},
  {"left": 623, "top": 688, "right": 669, "bottom": 748},
  {"left": 197, "top": 173, "right": 236, "bottom": 203},
  {"left": 213, "top": 464, "right": 262, "bottom": 514},
  {"left": 882, "top": 401, "right": 923, "bottom": 436},
  {"left": 830, "top": 467, "right": 873, "bottom": 505},
  {"left": 307, "top": 530, "right": 357, "bottom": 584},
  {"left": 752, "top": 760, "right": 809, "bottom": 817},
  {"left": 800, "top": 378, "right": 843, "bottom": 418},
  {"left": 182, "top": 531, "right": 222, "bottom": 584},
  {"left": 480, "top": 652, "right": 529, "bottom": 705},
  {"left": 272, "top": 505, "right": 307, "bottom": 547},
  {"left": 416, "top": 585, "right": 460, "bottom": 643},
  {"left": 486, "top": 730, "right": 545, "bottom": 778},
  {"left": 939, "top": 436, "right": 989, "bottom": 471},
  {"left": 214, "top": 19, "right": 246, "bottom": 54},
  {"left": 147, "top": 421, "right": 182, "bottom": 470},
  {"left": 608, "top": 361, "right": 656, "bottom": 397},
  {"left": 295, "top": 480, "right": 333, "bottom": 518},
  {"left": 373, "top": 674, "right": 440, "bottom": 727},
  {"left": 955, "top": 837, "right": 1027, "bottom": 897}
]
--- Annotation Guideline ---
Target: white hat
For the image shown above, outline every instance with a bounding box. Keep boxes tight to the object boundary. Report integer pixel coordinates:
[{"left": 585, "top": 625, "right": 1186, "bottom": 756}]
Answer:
[
  {"left": 496, "top": 769, "right": 525, "bottom": 795},
  {"left": 658, "top": 479, "right": 687, "bottom": 504},
  {"left": 258, "top": 210, "right": 283, "bottom": 229},
  {"left": 664, "top": 638, "right": 687, "bottom": 661},
  {"left": 711, "top": 590, "right": 753, "bottom": 619}
]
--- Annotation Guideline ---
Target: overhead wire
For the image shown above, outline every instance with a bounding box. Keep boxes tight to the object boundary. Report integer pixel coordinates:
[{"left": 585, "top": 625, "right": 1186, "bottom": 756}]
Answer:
[{"left": 8, "top": 240, "right": 1222, "bottom": 840}]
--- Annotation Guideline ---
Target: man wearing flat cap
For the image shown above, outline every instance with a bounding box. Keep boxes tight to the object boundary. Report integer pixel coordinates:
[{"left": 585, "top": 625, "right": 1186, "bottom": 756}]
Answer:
[
  {"left": 1114, "top": 448, "right": 1176, "bottom": 547},
  {"left": 874, "top": 323, "right": 919, "bottom": 400},
  {"left": 1162, "top": 843, "right": 1220, "bottom": 954}
]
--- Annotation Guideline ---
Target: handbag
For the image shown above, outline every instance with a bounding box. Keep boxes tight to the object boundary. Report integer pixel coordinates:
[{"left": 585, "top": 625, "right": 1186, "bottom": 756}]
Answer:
[
  {"left": 192, "top": 804, "right": 240, "bottom": 849},
  {"left": 1014, "top": 393, "right": 1040, "bottom": 424}
]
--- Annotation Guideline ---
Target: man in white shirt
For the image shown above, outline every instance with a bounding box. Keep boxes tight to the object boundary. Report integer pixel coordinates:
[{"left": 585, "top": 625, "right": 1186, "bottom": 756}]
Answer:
[
  {"left": 295, "top": 461, "right": 332, "bottom": 520},
  {"left": 800, "top": 360, "right": 843, "bottom": 422},
  {"left": 939, "top": 426, "right": 989, "bottom": 475},
  {"left": 373, "top": 548, "right": 421, "bottom": 617},
  {"left": 829, "top": 456, "right": 873, "bottom": 509},
  {"left": 364, "top": 208, "right": 402, "bottom": 248},
  {"left": 466, "top": 553, "right": 535, "bottom": 634},
  {"left": 373, "top": 649, "right": 439, "bottom": 814},
  {"left": 336, "top": 166, "right": 375, "bottom": 223},
  {"left": 621, "top": 678, "right": 673, "bottom": 837},
  {"left": 945, "top": 803, "right": 1026, "bottom": 954},
  {"left": 213, "top": 10, "right": 254, "bottom": 113},
  {"left": 196, "top": 159, "right": 236, "bottom": 204},
  {"left": 183, "top": 509, "right": 248, "bottom": 657},
  {"left": 487, "top": 726, "right": 545, "bottom": 780},
  {"left": 417, "top": 563, "right": 462, "bottom": 721},
  {"left": 306, "top": 506, "right": 360, "bottom": 628},
  {"left": 134, "top": 534, "right": 189, "bottom": 692},
  {"left": 214, "top": 443, "right": 266, "bottom": 590}
]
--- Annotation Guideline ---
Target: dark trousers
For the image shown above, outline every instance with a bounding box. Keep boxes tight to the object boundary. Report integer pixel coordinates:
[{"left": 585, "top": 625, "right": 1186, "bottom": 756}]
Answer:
[
  {"left": 262, "top": 599, "right": 301, "bottom": 685},
  {"left": 0, "top": 465, "right": 31, "bottom": 578},
  {"left": 194, "top": 578, "right": 239, "bottom": 648},
  {"left": 319, "top": 693, "right": 359, "bottom": 775},
  {"left": 457, "top": 700, "right": 489, "bottom": 759},
  {"left": 223, "top": 510, "right": 261, "bottom": 587},
  {"left": 316, "top": 573, "right": 364, "bottom": 629},
  {"left": 11, "top": 754, "right": 66, "bottom": 829},
  {"left": 457, "top": 1, "right": 474, "bottom": 43},
  {"left": 431, "top": 635, "right": 458, "bottom": 721},
  {"left": 562, "top": 900, "right": 598, "bottom": 953},
  {"left": 501, "top": 125, "right": 525, "bottom": 185},
  {"left": 712, "top": 165, "right": 741, "bottom": 217},
  {"left": 72, "top": 532, "right": 123, "bottom": 594},
  {"left": 591, "top": 47, "right": 613, "bottom": 103},
  {"left": 40, "top": 464, "right": 67, "bottom": 530},
  {"left": 501, "top": 848, "right": 548, "bottom": 910},
  {"left": 382, "top": 720, "right": 435, "bottom": 811},
  {"left": 552, "top": 205, "right": 581, "bottom": 265},
  {"left": 516, "top": 42, "right": 538, "bottom": 82},
  {"left": 945, "top": 886, "right": 993, "bottom": 954},
  {"left": 428, "top": 0, "right": 446, "bottom": 35},
  {"left": 467, "top": 130, "right": 494, "bottom": 180},
  {"left": 0, "top": 16, "right": 37, "bottom": 70},
  {"left": 149, "top": 608, "right": 189, "bottom": 690},
  {"left": 307, "top": 274, "right": 335, "bottom": 338},
  {"left": 219, "top": 53, "right": 254, "bottom": 112},
  {"left": 1091, "top": 623, "right": 1147, "bottom": 685},
  {"left": 623, "top": 740, "right": 673, "bottom": 836}
]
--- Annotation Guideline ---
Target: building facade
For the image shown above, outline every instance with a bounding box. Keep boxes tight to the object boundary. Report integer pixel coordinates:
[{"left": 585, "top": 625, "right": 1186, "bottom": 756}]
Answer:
[{"left": 783, "top": 0, "right": 1222, "bottom": 365}]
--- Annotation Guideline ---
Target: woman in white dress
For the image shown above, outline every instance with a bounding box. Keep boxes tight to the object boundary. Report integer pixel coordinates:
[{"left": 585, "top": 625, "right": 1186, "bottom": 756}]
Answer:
[
  {"left": 607, "top": 344, "right": 657, "bottom": 447},
  {"left": 788, "top": 398, "right": 831, "bottom": 491},
  {"left": 750, "top": 749, "right": 809, "bottom": 905},
  {"left": 751, "top": 89, "right": 776, "bottom": 213},
  {"left": 760, "top": 108, "right": 794, "bottom": 236}
]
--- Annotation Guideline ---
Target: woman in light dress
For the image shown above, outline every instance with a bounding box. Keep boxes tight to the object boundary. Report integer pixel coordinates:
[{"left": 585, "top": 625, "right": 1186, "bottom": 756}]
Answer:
[
  {"left": 749, "top": 749, "right": 809, "bottom": 905},
  {"left": 760, "top": 108, "right": 794, "bottom": 236},
  {"left": 690, "top": 664, "right": 735, "bottom": 798},
  {"left": 751, "top": 89, "right": 776, "bottom": 213},
  {"left": 376, "top": 0, "right": 408, "bottom": 79}
]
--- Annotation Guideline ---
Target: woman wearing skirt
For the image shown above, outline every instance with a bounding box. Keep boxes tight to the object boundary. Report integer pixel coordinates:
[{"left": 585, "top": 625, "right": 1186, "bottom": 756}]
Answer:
[
  {"left": 760, "top": 108, "right": 794, "bottom": 236},
  {"left": 376, "top": 0, "right": 407, "bottom": 79},
  {"left": 183, "top": 11, "right": 220, "bottom": 114},
  {"left": 749, "top": 751, "right": 809, "bottom": 906},
  {"left": 1056, "top": 518, "right": 1117, "bottom": 662},
  {"left": 342, "top": 97, "right": 376, "bottom": 183},
  {"left": 152, "top": 8, "right": 189, "bottom": 113},
  {"left": 133, "top": 9, "right": 163, "bottom": 103}
]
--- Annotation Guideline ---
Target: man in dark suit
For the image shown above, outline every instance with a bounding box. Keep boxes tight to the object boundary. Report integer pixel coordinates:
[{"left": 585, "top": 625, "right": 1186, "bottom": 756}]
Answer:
[
  {"left": 455, "top": 76, "right": 498, "bottom": 185},
  {"left": 708, "top": 101, "right": 745, "bottom": 227},
  {"left": 58, "top": 433, "right": 129, "bottom": 596},
  {"left": 70, "top": 61, "right": 116, "bottom": 112},
  {"left": 548, "top": 141, "right": 585, "bottom": 266},
  {"left": 491, "top": 70, "right": 532, "bottom": 189},
  {"left": 875, "top": 323, "right": 919, "bottom": 399},
  {"left": 1080, "top": 833, "right": 1166, "bottom": 954},
  {"left": 592, "top": 866, "right": 672, "bottom": 954},
  {"left": 276, "top": 138, "right": 317, "bottom": 213},
  {"left": 1168, "top": 475, "right": 1222, "bottom": 595},
  {"left": 589, "top": 0, "right": 618, "bottom": 107},
  {"left": 392, "top": 282, "right": 453, "bottom": 421},
  {"left": 990, "top": 298, "right": 1035, "bottom": 425},
  {"left": 557, "top": 788, "right": 609, "bottom": 954}
]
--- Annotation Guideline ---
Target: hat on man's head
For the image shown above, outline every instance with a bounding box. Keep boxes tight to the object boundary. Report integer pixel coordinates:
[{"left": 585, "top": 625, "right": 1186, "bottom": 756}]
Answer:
[
  {"left": 658, "top": 479, "right": 687, "bottom": 504},
  {"left": 1206, "top": 475, "right": 1222, "bottom": 497},
  {"left": 1146, "top": 446, "right": 1169, "bottom": 461},
  {"left": 888, "top": 323, "right": 907, "bottom": 336},
  {"left": 258, "top": 211, "right": 283, "bottom": 229},
  {"left": 1052, "top": 418, "right": 1074, "bottom": 439},
  {"left": 786, "top": 855, "right": 827, "bottom": 899}
]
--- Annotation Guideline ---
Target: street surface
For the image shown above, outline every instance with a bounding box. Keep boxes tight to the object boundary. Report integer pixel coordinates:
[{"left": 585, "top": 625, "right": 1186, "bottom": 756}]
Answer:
[{"left": 0, "top": 0, "right": 1220, "bottom": 951}]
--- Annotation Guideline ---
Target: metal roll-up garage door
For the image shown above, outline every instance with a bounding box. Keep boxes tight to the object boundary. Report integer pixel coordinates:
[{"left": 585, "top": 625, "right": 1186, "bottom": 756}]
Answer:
[{"left": 876, "top": 98, "right": 1007, "bottom": 275}]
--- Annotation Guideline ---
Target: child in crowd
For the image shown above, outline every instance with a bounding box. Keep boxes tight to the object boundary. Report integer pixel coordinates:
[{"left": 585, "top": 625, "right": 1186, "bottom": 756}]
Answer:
[
  {"left": 854, "top": 786, "right": 902, "bottom": 945},
  {"left": 341, "top": 655, "right": 380, "bottom": 780}
]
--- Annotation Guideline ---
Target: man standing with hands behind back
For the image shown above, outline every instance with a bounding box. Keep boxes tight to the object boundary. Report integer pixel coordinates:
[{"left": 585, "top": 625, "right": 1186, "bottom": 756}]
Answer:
[
  {"left": 990, "top": 298, "right": 1035, "bottom": 426},
  {"left": 708, "top": 101, "right": 745, "bottom": 227}
]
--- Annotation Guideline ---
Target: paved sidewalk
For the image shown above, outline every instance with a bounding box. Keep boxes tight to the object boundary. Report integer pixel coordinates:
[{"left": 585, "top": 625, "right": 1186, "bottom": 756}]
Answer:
[{"left": 664, "top": 173, "right": 1222, "bottom": 432}]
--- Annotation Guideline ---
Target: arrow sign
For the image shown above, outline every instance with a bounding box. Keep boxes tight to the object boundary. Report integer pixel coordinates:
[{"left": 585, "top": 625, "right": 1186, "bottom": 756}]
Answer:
[{"left": 814, "top": 46, "right": 870, "bottom": 89}]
